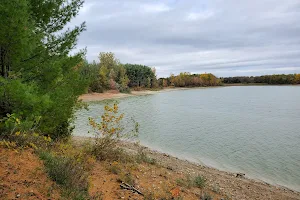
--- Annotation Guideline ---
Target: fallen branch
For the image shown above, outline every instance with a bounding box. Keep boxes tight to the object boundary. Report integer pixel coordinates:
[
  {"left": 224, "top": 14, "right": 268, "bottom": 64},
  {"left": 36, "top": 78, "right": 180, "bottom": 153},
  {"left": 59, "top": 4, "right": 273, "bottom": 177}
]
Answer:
[{"left": 120, "top": 182, "right": 144, "bottom": 196}]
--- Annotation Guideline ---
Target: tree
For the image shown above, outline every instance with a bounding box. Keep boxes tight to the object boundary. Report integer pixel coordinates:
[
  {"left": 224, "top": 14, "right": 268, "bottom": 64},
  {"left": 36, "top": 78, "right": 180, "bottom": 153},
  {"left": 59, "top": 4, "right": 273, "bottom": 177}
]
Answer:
[
  {"left": 124, "top": 64, "right": 157, "bottom": 88},
  {"left": 295, "top": 74, "right": 300, "bottom": 84},
  {"left": 0, "top": 0, "right": 87, "bottom": 138}
]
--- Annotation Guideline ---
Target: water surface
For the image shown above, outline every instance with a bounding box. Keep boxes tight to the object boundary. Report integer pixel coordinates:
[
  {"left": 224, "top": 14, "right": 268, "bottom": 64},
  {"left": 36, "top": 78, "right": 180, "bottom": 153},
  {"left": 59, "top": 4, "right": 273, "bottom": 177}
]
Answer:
[{"left": 74, "top": 86, "right": 300, "bottom": 191}]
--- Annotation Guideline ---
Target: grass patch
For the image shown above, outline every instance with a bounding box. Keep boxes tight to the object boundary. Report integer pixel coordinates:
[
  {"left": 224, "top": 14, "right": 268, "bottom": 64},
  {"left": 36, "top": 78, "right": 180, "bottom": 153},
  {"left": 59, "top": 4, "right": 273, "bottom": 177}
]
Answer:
[
  {"left": 194, "top": 175, "right": 206, "bottom": 188},
  {"left": 175, "top": 175, "right": 206, "bottom": 189},
  {"left": 39, "top": 150, "right": 98, "bottom": 199},
  {"left": 136, "top": 151, "right": 156, "bottom": 165}
]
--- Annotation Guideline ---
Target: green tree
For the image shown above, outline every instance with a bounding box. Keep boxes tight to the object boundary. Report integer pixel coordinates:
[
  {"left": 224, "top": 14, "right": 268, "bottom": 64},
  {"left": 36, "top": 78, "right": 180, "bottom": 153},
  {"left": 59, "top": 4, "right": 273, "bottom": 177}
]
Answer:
[
  {"left": 124, "top": 64, "right": 157, "bottom": 88},
  {"left": 0, "top": 0, "right": 87, "bottom": 139}
]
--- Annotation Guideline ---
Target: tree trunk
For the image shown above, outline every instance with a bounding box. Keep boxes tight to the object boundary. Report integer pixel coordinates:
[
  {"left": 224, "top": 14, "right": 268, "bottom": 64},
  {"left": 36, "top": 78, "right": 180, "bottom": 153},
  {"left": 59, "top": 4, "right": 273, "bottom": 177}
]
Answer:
[{"left": 0, "top": 47, "right": 8, "bottom": 78}]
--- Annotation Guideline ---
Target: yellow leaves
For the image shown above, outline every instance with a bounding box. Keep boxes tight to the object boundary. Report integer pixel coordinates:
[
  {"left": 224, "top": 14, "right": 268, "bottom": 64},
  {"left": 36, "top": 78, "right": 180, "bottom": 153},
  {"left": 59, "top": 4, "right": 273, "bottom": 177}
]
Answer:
[
  {"left": 43, "top": 136, "right": 52, "bottom": 143},
  {"left": 29, "top": 142, "right": 37, "bottom": 149},
  {"left": 89, "top": 103, "right": 125, "bottom": 138},
  {"left": 33, "top": 132, "right": 39, "bottom": 137},
  {"left": 0, "top": 140, "right": 17, "bottom": 149},
  {"left": 15, "top": 131, "right": 21, "bottom": 136},
  {"left": 295, "top": 74, "right": 300, "bottom": 84}
]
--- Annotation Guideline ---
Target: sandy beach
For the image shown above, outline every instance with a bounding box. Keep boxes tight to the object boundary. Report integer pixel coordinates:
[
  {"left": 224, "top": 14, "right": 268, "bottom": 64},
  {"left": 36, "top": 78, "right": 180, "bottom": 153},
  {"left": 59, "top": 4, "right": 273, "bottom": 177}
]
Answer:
[{"left": 79, "top": 88, "right": 191, "bottom": 102}]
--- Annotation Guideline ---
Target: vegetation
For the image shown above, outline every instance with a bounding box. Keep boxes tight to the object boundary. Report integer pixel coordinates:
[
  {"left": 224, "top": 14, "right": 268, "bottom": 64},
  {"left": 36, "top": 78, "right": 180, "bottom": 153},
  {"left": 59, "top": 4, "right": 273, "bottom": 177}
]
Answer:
[
  {"left": 39, "top": 151, "right": 93, "bottom": 199},
  {"left": 221, "top": 74, "right": 300, "bottom": 85},
  {"left": 159, "top": 72, "right": 221, "bottom": 87},
  {"left": 0, "top": 0, "right": 88, "bottom": 139},
  {"left": 176, "top": 175, "right": 206, "bottom": 189},
  {"left": 83, "top": 52, "right": 130, "bottom": 93},
  {"left": 124, "top": 64, "right": 158, "bottom": 89},
  {"left": 88, "top": 103, "right": 139, "bottom": 161}
]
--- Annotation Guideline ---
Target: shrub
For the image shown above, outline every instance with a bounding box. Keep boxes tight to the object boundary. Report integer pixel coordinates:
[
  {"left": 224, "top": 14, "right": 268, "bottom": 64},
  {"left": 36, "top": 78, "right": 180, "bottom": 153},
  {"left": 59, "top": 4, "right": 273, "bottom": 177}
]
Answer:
[
  {"left": 108, "top": 161, "right": 121, "bottom": 174},
  {"left": 194, "top": 175, "right": 206, "bottom": 189},
  {"left": 88, "top": 103, "right": 138, "bottom": 161},
  {"left": 39, "top": 151, "right": 91, "bottom": 199},
  {"left": 136, "top": 151, "right": 156, "bottom": 165},
  {"left": 175, "top": 175, "right": 193, "bottom": 189}
]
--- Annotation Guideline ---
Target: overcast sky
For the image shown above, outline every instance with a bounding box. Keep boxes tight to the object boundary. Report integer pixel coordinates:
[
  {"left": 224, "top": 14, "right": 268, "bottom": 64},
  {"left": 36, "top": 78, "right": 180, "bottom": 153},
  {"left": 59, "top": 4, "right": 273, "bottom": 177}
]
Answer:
[{"left": 73, "top": 0, "right": 300, "bottom": 77}]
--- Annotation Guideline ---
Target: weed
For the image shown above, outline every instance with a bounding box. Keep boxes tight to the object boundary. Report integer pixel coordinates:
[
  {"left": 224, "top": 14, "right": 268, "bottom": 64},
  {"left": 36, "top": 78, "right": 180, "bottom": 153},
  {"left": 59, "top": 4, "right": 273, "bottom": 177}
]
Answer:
[
  {"left": 120, "top": 172, "right": 135, "bottom": 186},
  {"left": 108, "top": 161, "right": 121, "bottom": 174},
  {"left": 136, "top": 151, "right": 156, "bottom": 165},
  {"left": 39, "top": 151, "right": 91, "bottom": 199},
  {"left": 212, "top": 183, "right": 220, "bottom": 194},
  {"left": 194, "top": 175, "right": 206, "bottom": 189},
  {"left": 175, "top": 175, "right": 194, "bottom": 188}
]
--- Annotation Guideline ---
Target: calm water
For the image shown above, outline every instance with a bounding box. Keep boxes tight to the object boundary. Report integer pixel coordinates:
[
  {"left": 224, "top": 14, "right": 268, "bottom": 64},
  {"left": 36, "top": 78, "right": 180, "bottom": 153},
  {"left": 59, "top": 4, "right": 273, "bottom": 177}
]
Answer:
[{"left": 73, "top": 86, "right": 300, "bottom": 191}]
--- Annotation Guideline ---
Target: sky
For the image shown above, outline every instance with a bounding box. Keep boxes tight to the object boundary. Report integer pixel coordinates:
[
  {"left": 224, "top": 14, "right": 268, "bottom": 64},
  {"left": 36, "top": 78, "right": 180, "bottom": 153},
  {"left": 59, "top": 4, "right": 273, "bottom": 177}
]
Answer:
[{"left": 72, "top": 0, "right": 300, "bottom": 77}]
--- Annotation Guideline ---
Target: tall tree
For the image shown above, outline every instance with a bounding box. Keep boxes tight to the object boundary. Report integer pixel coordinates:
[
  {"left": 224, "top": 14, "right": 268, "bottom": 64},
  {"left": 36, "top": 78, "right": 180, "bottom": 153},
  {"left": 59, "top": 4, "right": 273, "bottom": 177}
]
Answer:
[{"left": 0, "top": 0, "right": 87, "bottom": 138}]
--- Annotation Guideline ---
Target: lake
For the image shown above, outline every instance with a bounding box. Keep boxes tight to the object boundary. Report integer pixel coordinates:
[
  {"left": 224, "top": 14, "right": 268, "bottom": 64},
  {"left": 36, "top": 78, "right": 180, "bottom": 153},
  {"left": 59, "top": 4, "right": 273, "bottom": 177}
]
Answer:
[{"left": 73, "top": 86, "right": 300, "bottom": 191}]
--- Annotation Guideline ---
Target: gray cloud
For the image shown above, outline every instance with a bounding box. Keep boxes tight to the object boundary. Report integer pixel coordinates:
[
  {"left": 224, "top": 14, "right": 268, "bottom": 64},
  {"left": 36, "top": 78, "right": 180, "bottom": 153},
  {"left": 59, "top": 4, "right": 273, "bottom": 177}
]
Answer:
[{"left": 71, "top": 0, "right": 300, "bottom": 77}]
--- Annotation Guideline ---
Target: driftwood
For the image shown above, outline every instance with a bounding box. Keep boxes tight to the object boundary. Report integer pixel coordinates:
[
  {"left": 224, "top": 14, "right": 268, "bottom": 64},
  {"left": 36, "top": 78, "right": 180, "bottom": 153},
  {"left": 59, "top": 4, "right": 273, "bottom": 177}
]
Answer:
[{"left": 120, "top": 182, "right": 144, "bottom": 196}]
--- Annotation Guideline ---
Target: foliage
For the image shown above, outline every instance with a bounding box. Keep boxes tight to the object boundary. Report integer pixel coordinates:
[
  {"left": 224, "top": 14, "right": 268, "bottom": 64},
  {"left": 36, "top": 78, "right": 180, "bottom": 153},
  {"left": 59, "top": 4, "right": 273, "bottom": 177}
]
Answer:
[
  {"left": 88, "top": 103, "right": 138, "bottom": 160},
  {"left": 86, "top": 52, "right": 130, "bottom": 93},
  {"left": 124, "top": 64, "right": 157, "bottom": 88},
  {"left": 0, "top": 114, "right": 53, "bottom": 150},
  {"left": 159, "top": 73, "right": 221, "bottom": 87},
  {"left": 194, "top": 175, "right": 206, "bottom": 188},
  {"left": 136, "top": 150, "right": 156, "bottom": 165},
  {"left": 175, "top": 175, "right": 206, "bottom": 189},
  {"left": 0, "top": 0, "right": 88, "bottom": 139},
  {"left": 39, "top": 150, "right": 95, "bottom": 200},
  {"left": 176, "top": 175, "right": 194, "bottom": 189},
  {"left": 221, "top": 74, "right": 300, "bottom": 85}
]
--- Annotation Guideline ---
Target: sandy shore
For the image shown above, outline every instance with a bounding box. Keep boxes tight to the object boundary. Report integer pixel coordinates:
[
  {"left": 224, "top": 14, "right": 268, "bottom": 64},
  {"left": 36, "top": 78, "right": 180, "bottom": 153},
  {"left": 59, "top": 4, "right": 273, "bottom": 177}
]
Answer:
[
  {"left": 79, "top": 88, "right": 191, "bottom": 102},
  {"left": 73, "top": 136, "right": 300, "bottom": 200}
]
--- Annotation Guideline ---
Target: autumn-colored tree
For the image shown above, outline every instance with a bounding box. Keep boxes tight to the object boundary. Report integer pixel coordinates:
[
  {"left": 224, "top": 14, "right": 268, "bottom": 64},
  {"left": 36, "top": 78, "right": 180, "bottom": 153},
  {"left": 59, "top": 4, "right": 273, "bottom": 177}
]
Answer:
[{"left": 295, "top": 74, "right": 300, "bottom": 84}]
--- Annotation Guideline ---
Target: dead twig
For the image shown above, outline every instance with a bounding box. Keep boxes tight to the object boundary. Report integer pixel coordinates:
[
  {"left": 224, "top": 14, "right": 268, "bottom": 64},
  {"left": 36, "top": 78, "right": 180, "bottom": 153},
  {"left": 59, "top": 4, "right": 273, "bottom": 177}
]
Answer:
[{"left": 120, "top": 182, "right": 144, "bottom": 196}]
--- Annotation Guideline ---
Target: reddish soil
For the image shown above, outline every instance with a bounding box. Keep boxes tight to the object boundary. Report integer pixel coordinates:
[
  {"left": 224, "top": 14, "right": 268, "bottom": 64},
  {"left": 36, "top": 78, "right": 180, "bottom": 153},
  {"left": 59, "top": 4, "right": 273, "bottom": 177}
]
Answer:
[
  {"left": 89, "top": 161, "right": 224, "bottom": 200},
  {"left": 0, "top": 147, "right": 61, "bottom": 200}
]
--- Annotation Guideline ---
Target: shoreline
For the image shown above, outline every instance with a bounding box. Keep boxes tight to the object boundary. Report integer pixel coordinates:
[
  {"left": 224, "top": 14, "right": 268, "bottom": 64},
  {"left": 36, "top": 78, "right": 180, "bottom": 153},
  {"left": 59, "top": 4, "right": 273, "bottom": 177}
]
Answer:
[
  {"left": 73, "top": 136, "right": 300, "bottom": 200},
  {"left": 79, "top": 88, "right": 192, "bottom": 102},
  {"left": 79, "top": 85, "right": 300, "bottom": 102}
]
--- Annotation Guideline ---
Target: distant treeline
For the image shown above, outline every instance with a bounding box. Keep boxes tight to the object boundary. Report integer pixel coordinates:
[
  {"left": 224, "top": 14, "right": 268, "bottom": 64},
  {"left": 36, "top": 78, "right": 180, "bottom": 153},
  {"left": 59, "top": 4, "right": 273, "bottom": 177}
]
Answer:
[
  {"left": 82, "top": 53, "right": 222, "bottom": 92},
  {"left": 221, "top": 74, "right": 300, "bottom": 85},
  {"left": 158, "top": 73, "right": 221, "bottom": 87}
]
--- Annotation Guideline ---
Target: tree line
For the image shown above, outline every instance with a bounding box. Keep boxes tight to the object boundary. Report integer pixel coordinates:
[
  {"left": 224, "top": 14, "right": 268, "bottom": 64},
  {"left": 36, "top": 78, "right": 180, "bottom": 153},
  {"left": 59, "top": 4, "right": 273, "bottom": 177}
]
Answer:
[
  {"left": 158, "top": 73, "right": 221, "bottom": 87},
  {"left": 81, "top": 53, "right": 159, "bottom": 93},
  {"left": 221, "top": 74, "right": 300, "bottom": 85},
  {"left": 82, "top": 55, "right": 222, "bottom": 92}
]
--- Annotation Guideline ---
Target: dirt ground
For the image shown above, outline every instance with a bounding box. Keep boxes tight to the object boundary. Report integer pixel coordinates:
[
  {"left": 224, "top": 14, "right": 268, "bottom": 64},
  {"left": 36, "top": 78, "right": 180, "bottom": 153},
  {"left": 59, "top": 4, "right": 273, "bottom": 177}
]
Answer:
[{"left": 0, "top": 147, "right": 61, "bottom": 200}]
